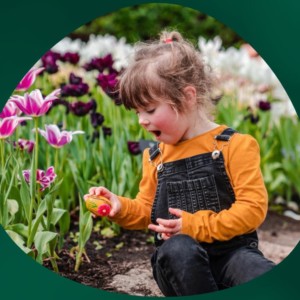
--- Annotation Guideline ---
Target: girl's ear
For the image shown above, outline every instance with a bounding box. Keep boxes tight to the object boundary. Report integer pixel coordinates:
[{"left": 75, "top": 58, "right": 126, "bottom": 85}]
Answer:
[{"left": 183, "top": 86, "right": 197, "bottom": 107}]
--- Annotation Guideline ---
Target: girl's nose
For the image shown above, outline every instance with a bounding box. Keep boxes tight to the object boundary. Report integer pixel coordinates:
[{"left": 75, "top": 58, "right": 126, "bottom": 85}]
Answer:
[{"left": 138, "top": 115, "right": 150, "bottom": 126}]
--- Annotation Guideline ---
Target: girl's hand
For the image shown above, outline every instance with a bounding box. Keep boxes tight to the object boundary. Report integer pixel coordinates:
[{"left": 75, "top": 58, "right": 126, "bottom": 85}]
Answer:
[
  {"left": 84, "top": 186, "right": 121, "bottom": 217},
  {"left": 148, "top": 208, "right": 182, "bottom": 240}
]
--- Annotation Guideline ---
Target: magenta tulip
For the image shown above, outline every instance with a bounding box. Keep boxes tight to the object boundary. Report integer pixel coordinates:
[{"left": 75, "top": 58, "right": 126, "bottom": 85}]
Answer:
[
  {"left": 15, "top": 138, "right": 35, "bottom": 153},
  {"left": 37, "top": 124, "right": 84, "bottom": 148},
  {"left": 0, "top": 101, "right": 20, "bottom": 118},
  {"left": 16, "top": 67, "right": 45, "bottom": 91},
  {"left": 0, "top": 116, "right": 32, "bottom": 139},
  {"left": 9, "top": 89, "right": 60, "bottom": 117},
  {"left": 23, "top": 166, "right": 57, "bottom": 191}
]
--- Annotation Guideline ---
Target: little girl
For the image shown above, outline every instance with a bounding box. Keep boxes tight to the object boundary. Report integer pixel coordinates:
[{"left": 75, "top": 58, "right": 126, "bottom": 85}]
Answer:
[{"left": 84, "top": 30, "right": 275, "bottom": 296}]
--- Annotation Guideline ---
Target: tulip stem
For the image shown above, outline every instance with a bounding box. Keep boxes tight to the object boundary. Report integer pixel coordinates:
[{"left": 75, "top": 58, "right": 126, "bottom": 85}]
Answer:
[
  {"left": 34, "top": 117, "right": 39, "bottom": 169},
  {"left": 0, "top": 139, "right": 4, "bottom": 174},
  {"left": 55, "top": 148, "right": 59, "bottom": 174},
  {"left": 27, "top": 117, "right": 39, "bottom": 247}
]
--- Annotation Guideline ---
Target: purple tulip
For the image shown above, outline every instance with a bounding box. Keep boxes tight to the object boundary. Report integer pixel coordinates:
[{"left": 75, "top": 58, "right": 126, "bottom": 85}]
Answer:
[
  {"left": 0, "top": 116, "right": 32, "bottom": 139},
  {"left": 84, "top": 54, "right": 115, "bottom": 72},
  {"left": 60, "top": 73, "right": 89, "bottom": 97},
  {"left": 102, "top": 126, "right": 112, "bottom": 137},
  {"left": 90, "top": 112, "right": 104, "bottom": 128},
  {"left": 0, "top": 101, "right": 20, "bottom": 118},
  {"left": 69, "top": 99, "right": 96, "bottom": 116},
  {"left": 9, "top": 89, "right": 60, "bottom": 117},
  {"left": 23, "top": 166, "right": 57, "bottom": 191},
  {"left": 60, "top": 52, "right": 80, "bottom": 65},
  {"left": 97, "top": 73, "right": 118, "bottom": 92},
  {"left": 258, "top": 100, "right": 271, "bottom": 111},
  {"left": 37, "top": 124, "right": 84, "bottom": 148},
  {"left": 16, "top": 67, "right": 45, "bottom": 91},
  {"left": 41, "top": 51, "right": 61, "bottom": 74},
  {"left": 127, "top": 141, "right": 141, "bottom": 155},
  {"left": 14, "top": 138, "right": 35, "bottom": 153}
]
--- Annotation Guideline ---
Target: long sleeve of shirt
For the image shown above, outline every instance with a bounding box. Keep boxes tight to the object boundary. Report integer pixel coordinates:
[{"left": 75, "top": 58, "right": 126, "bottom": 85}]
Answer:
[{"left": 181, "top": 133, "right": 268, "bottom": 242}]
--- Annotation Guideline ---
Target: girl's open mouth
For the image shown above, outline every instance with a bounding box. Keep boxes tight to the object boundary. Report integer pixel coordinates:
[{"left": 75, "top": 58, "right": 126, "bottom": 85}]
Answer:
[{"left": 151, "top": 130, "right": 161, "bottom": 138}]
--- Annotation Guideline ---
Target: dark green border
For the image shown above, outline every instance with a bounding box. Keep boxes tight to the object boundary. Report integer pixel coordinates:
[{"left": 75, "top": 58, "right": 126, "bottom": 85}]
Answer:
[{"left": 1, "top": 1, "right": 299, "bottom": 299}]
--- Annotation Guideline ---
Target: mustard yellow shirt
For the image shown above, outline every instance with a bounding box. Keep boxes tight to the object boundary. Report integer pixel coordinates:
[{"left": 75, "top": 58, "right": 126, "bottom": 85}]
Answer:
[{"left": 111, "top": 125, "right": 268, "bottom": 243}]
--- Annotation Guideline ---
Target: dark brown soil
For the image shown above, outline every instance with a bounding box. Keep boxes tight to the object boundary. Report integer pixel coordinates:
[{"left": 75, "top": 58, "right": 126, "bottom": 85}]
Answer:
[{"left": 44, "top": 210, "right": 300, "bottom": 296}]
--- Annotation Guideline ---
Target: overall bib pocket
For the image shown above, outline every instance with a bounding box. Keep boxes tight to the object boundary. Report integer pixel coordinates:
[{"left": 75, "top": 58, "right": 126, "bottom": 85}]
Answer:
[{"left": 166, "top": 175, "right": 221, "bottom": 218}]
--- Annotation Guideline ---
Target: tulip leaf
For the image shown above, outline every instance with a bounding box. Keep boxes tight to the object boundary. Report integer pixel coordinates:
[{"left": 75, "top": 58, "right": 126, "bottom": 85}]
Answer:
[
  {"left": 19, "top": 168, "right": 31, "bottom": 223},
  {"left": 27, "top": 200, "right": 47, "bottom": 247},
  {"left": 6, "top": 223, "right": 28, "bottom": 238},
  {"left": 6, "top": 229, "right": 33, "bottom": 257},
  {"left": 51, "top": 208, "right": 67, "bottom": 226},
  {"left": 34, "top": 231, "right": 58, "bottom": 264}
]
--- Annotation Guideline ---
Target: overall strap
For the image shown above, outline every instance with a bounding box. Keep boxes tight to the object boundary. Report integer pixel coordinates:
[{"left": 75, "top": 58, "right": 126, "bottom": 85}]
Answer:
[
  {"left": 214, "top": 127, "right": 237, "bottom": 141},
  {"left": 149, "top": 142, "right": 161, "bottom": 161}
]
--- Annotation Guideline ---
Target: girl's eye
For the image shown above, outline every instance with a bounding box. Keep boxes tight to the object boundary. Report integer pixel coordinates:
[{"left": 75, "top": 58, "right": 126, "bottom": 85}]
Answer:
[{"left": 147, "top": 109, "right": 155, "bottom": 114}]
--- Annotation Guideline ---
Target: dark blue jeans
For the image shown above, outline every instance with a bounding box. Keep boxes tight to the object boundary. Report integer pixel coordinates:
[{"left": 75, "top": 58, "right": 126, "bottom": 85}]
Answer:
[{"left": 151, "top": 234, "right": 275, "bottom": 296}]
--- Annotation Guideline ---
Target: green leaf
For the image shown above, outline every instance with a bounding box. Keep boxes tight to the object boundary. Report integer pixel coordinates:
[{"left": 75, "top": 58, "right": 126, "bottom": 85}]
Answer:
[
  {"left": 6, "top": 230, "right": 33, "bottom": 256},
  {"left": 34, "top": 231, "right": 58, "bottom": 264},
  {"left": 50, "top": 208, "right": 67, "bottom": 226}
]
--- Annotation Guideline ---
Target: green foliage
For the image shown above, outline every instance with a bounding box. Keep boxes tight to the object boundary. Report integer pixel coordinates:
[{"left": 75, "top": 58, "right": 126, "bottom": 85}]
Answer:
[{"left": 72, "top": 3, "right": 243, "bottom": 48}]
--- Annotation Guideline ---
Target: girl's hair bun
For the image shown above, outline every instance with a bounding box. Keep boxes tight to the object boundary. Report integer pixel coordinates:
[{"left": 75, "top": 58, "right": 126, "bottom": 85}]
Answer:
[{"left": 160, "top": 30, "right": 183, "bottom": 44}]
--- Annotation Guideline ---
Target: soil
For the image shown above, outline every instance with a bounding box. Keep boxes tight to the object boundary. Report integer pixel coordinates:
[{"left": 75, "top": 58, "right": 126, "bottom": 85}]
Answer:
[{"left": 44, "top": 210, "right": 300, "bottom": 297}]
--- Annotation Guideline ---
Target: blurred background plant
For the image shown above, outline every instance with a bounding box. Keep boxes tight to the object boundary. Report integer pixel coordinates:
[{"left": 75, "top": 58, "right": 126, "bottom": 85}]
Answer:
[{"left": 1, "top": 3, "right": 299, "bottom": 271}]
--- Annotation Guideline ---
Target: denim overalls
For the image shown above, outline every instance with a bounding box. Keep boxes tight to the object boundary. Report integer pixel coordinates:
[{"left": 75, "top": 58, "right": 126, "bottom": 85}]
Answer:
[{"left": 149, "top": 128, "right": 275, "bottom": 296}]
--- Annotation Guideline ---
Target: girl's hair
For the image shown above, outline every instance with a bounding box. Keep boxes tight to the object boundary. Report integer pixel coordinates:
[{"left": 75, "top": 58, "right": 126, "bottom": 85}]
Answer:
[{"left": 118, "top": 30, "right": 220, "bottom": 115}]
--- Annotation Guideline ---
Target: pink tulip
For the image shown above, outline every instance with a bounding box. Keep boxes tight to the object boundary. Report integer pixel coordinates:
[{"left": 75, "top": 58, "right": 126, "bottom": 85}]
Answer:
[
  {"left": 23, "top": 166, "right": 56, "bottom": 191},
  {"left": 0, "top": 116, "right": 32, "bottom": 139},
  {"left": 16, "top": 67, "right": 45, "bottom": 91},
  {"left": 15, "top": 138, "right": 35, "bottom": 153},
  {"left": 0, "top": 101, "right": 20, "bottom": 118},
  {"left": 37, "top": 124, "right": 84, "bottom": 148},
  {"left": 9, "top": 88, "right": 60, "bottom": 117}
]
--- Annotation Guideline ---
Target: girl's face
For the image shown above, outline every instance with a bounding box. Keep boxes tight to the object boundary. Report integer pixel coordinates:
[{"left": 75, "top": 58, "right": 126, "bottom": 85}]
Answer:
[{"left": 136, "top": 101, "right": 190, "bottom": 145}]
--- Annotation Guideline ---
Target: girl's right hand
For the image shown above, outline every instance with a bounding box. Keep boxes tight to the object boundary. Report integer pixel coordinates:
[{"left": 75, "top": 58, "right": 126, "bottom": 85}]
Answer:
[{"left": 83, "top": 186, "right": 121, "bottom": 217}]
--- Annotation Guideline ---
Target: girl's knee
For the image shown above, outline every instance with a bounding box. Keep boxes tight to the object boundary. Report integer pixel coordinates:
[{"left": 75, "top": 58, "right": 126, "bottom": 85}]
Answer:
[{"left": 157, "top": 234, "right": 207, "bottom": 264}]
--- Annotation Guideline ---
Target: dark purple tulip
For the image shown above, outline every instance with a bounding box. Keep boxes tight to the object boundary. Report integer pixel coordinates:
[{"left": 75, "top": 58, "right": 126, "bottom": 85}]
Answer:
[
  {"left": 41, "top": 51, "right": 61, "bottom": 74},
  {"left": 60, "top": 52, "right": 80, "bottom": 65},
  {"left": 102, "top": 126, "right": 112, "bottom": 137},
  {"left": 84, "top": 54, "right": 115, "bottom": 72},
  {"left": 127, "top": 141, "right": 141, "bottom": 155},
  {"left": 61, "top": 83, "right": 89, "bottom": 97},
  {"left": 69, "top": 100, "right": 95, "bottom": 116},
  {"left": 258, "top": 100, "right": 271, "bottom": 111},
  {"left": 90, "top": 112, "right": 104, "bottom": 128},
  {"left": 97, "top": 72, "right": 118, "bottom": 91},
  {"left": 69, "top": 73, "right": 83, "bottom": 85}
]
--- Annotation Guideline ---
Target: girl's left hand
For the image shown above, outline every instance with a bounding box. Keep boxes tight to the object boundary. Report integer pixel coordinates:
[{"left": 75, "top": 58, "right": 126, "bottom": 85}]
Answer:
[{"left": 148, "top": 208, "right": 182, "bottom": 240}]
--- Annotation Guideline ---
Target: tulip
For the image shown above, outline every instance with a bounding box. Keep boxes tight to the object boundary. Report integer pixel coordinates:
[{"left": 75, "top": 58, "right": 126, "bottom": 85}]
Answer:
[
  {"left": 14, "top": 138, "right": 35, "bottom": 153},
  {"left": 16, "top": 67, "right": 45, "bottom": 91},
  {"left": 84, "top": 54, "right": 114, "bottom": 72},
  {"left": 90, "top": 112, "right": 104, "bottom": 128},
  {"left": 0, "top": 116, "right": 32, "bottom": 139},
  {"left": 258, "top": 100, "right": 271, "bottom": 111},
  {"left": 69, "top": 99, "right": 96, "bottom": 116},
  {"left": 0, "top": 101, "right": 20, "bottom": 118},
  {"left": 61, "top": 73, "right": 89, "bottom": 97},
  {"left": 60, "top": 52, "right": 80, "bottom": 65},
  {"left": 9, "top": 89, "right": 60, "bottom": 117},
  {"left": 23, "top": 166, "right": 57, "bottom": 191},
  {"left": 37, "top": 124, "right": 84, "bottom": 148},
  {"left": 127, "top": 141, "right": 141, "bottom": 155},
  {"left": 41, "top": 50, "right": 61, "bottom": 74}
]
